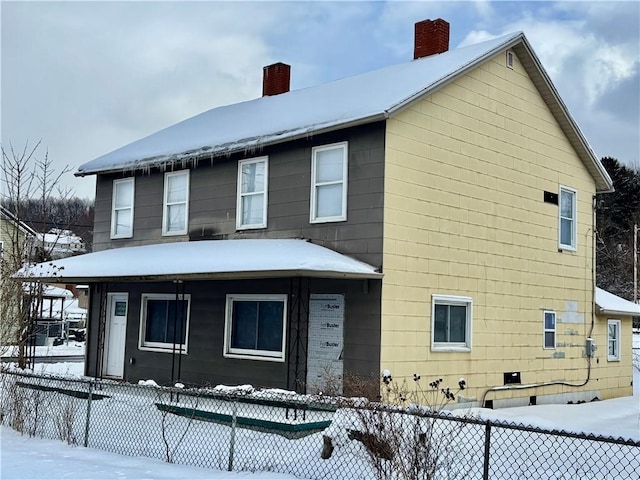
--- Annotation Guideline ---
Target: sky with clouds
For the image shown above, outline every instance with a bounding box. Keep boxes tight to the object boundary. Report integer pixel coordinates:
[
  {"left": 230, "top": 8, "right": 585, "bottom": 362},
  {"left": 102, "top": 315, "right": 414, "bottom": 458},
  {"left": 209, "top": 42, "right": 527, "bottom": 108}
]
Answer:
[{"left": 1, "top": 0, "right": 638, "bottom": 199}]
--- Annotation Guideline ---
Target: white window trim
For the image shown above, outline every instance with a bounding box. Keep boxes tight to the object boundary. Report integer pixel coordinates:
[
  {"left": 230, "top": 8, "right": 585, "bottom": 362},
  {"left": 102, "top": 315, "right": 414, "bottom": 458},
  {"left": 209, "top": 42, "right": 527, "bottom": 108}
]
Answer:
[
  {"left": 607, "top": 319, "right": 621, "bottom": 361},
  {"left": 431, "top": 294, "right": 473, "bottom": 352},
  {"left": 223, "top": 294, "right": 287, "bottom": 362},
  {"left": 138, "top": 293, "right": 191, "bottom": 354},
  {"left": 162, "top": 170, "right": 190, "bottom": 236},
  {"left": 543, "top": 310, "right": 556, "bottom": 349},
  {"left": 111, "top": 178, "right": 135, "bottom": 239},
  {"left": 558, "top": 185, "right": 577, "bottom": 251},
  {"left": 236, "top": 156, "right": 268, "bottom": 230},
  {"left": 310, "top": 141, "right": 348, "bottom": 223}
]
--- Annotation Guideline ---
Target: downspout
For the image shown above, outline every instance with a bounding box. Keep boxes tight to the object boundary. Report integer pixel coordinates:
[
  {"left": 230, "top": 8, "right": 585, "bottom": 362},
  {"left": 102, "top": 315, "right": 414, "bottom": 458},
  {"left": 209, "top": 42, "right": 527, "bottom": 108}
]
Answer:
[{"left": 481, "top": 195, "right": 597, "bottom": 406}]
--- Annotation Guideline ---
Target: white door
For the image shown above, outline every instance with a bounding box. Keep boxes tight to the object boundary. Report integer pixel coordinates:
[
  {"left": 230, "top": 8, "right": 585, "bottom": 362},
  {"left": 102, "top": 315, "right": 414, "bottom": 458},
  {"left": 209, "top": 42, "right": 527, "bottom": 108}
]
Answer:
[
  {"left": 306, "top": 294, "right": 344, "bottom": 394},
  {"left": 104, "top": 294, "right": 128, "bottom": 378}
]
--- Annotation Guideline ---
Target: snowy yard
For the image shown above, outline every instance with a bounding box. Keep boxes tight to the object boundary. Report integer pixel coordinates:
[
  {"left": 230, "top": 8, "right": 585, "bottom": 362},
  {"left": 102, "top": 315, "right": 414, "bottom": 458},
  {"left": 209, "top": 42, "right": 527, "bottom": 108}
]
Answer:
[{"left": 1, "top": 335, "right": 638, "bottom": 479}]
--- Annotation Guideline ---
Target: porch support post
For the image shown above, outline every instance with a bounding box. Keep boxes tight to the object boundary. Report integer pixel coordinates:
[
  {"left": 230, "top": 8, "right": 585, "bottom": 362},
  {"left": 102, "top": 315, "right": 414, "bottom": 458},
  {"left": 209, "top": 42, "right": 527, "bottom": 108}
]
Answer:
[
  {"left": 287, "top": 277, "right": 309, "bottom": 393},
  {"left": 94, "top": 283, "right": 108, "bottom": 380}
]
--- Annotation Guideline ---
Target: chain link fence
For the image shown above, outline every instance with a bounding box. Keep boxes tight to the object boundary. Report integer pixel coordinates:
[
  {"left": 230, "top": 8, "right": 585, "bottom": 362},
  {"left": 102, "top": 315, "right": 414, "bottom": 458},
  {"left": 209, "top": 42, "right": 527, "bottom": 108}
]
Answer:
[{"left": 1, "top": 370, "right": 638, "bottom": 479}]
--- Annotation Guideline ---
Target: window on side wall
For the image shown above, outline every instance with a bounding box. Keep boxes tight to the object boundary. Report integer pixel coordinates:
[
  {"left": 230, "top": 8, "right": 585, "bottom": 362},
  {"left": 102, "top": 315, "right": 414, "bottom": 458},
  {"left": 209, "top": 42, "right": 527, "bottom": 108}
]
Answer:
[
  {"left": 162, "top": 171, "right": 189, "bottom": 236},
  {"left": 111, "top": 178, "right": 134, "bottom": 239},
  {"left": 224, "top": 294, "right": 287, "bottom": 361},
  {"left": 431, "top": 295, "right": 472, "bottom": 351},
  {"left": 139, "top": 293, "right": 190, "bottom": 353},
  {"left": 543, "top": 310, "right": 556, "bottom": 349},
  {"left": 607, "top": 319, "right": 621, "bottom": 361},
  {"left": 310, "top": 142, "right": 348, "bottom": 223},
  {"left": 237, "top": 157, "right": 268, "bottom": 229},
  {"left": 559, "top": 186, "right": 577, "bottom": 250}
]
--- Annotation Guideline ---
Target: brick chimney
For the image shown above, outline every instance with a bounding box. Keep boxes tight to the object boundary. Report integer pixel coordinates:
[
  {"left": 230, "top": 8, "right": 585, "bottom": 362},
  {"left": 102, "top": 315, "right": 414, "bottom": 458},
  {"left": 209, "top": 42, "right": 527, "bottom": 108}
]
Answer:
[
  {"left": 262, "top": 62, "right": 291, "bottom": 96},
  {"left": 414, "top": 18, "right": 450, "bottom": 59}
]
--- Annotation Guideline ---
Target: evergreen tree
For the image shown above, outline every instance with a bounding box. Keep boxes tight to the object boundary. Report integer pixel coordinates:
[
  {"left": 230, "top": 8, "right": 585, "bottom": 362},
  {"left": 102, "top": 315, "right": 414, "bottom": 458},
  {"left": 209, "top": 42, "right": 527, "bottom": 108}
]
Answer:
[{"left": 596, "top": 157, "right": 640, "bottom": 300}]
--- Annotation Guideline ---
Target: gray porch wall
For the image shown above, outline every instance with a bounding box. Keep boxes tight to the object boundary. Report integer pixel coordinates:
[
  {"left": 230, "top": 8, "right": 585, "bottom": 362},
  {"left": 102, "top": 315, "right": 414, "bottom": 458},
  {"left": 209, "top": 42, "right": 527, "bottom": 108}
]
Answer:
[
  {"left": 86, "top": 277, "right": 381, "bottom": 392},
  {"left": 92, "top": 122, "right": 385, "bottom": 268}
]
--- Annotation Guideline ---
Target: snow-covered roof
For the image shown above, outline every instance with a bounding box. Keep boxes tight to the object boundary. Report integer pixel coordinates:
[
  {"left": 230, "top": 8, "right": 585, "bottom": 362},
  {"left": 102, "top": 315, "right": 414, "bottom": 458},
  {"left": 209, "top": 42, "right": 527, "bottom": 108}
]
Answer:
[
  {"left": 595, "top": 287, "right": 640, "bottom": 316},
  {"left": 14, "top": 239, "right": 382, "bottom": 283},
  {"left": 74, "top": 32, "right": 612, "bottom": 192}
]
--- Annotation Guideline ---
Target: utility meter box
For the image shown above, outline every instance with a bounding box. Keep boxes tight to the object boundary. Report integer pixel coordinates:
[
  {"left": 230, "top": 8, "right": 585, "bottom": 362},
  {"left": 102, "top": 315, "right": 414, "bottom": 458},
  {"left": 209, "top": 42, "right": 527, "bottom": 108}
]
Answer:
[{"left": 586, "top": 338, "right": 596, "bottom": 357}]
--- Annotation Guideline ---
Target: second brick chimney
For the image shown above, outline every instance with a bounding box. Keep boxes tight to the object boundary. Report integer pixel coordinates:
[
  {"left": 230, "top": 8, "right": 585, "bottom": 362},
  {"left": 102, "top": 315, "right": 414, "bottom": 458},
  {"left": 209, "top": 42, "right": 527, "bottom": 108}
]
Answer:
[
  {"left": 414, "top": 18, "right": 450, "bottom": 59},
  {"left": 262, "top": 62, "right": 291, "bottom": 96}
]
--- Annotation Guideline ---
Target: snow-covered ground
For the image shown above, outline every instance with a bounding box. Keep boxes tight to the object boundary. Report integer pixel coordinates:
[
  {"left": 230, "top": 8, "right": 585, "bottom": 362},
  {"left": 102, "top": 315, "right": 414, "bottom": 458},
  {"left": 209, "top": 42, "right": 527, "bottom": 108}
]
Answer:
[
  {"left": 1, "top": 341, "right": 85, "bottom": 358},
  {"left": 1, "top": 336, "right": 638, "bottom": 479},
  {"left": 0, "top": 426, "right": 301, "bottom": 480}
]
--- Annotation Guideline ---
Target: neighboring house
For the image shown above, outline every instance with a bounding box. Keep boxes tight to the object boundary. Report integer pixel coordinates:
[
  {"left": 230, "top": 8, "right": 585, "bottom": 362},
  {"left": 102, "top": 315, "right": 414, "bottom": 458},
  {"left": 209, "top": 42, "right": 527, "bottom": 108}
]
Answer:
[
  {"left": 19, "top": 19, "right": 633, "bottom": 407},
  {"left": 0, "top": 205, "right": 37, "bottom": 268},
  {"left": 35, "top": 228, "right": 86, "bottom": 260},
  {"left": 1, "top": 205, "right": 37, "bottom": 344}
]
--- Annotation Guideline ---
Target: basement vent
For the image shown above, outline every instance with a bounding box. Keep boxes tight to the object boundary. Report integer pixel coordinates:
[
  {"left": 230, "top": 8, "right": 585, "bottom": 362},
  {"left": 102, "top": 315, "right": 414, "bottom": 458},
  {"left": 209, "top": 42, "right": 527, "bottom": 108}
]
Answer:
[
  {"left": 506, "top": 51, "right": 514, "bottom": 69},
  {"left": 504, "top": 371, "right": 521, "bottom": 385},
  {"left": 544, "top": 191, "right": 558, "bottom": 205}
]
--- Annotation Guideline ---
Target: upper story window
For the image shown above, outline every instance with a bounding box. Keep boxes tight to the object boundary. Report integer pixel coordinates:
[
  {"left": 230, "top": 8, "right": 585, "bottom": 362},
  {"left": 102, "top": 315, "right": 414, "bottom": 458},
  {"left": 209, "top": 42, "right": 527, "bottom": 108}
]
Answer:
[
  {"left": 431, "top": 295, "right": 472, "bottom": 352},
  {"left": 310, "top": 142, "right": 348, "bottom": 223},
  {"left": 111, "top": 178, "right": 134, "bottom": 239},
  {"left": 607, "top": 319, "right": 621, "bottom": 361},
  {"left": 139, "top": 293, "right": 190, "bottom": 353},
  {"left": 162, "top": 171, "right": 189, "bottom": 236},
  {"left": 223, "top": 294, "right": 287, "bottom": 362},
  {"left": 543, "top": 310, "right": 556, "bottom": 349},
  {"left": 559, "top": 186, "right": 577, "bottom": 251},
  {"left": 237, "top": 157, "right": 268, "bottom": 230}
]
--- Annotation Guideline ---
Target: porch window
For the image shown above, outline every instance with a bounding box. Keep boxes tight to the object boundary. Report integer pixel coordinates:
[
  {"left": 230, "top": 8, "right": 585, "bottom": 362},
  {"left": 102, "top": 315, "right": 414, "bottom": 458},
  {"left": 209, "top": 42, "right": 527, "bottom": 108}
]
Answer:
[
  {"left": 139, "top": 293, "right": 190, "bottom": 353},
  {"left": 431, "top": 295, "right": 472, "bottom": 351},
  {"left": 310, "top": 142, "right": 348, "bottom": 223},
  {"left": 607, "top": 319, "right": 621, "bottom": 361},
  {"left": 162, "top": 170, "right": 189, "bottom": 236},
  {"left": 236, "top": 157, "right": 268, "bottom": 229},
  {"left": 111, "top": 178, "right": 134, "bottom": 239},
  {"left": 224, "top": 294, "right": 287, "bottom": 361},
  {"left": 559, "top": 186, "right": 576, "bottom": 250},
  {"left": 543, "top": 310, "right": 556, "bottom": 349}
]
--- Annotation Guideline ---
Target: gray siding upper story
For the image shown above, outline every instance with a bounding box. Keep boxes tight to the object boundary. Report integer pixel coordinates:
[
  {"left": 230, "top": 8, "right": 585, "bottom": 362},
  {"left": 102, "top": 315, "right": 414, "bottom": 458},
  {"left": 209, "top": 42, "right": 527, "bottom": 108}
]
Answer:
[{"left": 92, "top": 122, "right": 386, "bottom": 268}]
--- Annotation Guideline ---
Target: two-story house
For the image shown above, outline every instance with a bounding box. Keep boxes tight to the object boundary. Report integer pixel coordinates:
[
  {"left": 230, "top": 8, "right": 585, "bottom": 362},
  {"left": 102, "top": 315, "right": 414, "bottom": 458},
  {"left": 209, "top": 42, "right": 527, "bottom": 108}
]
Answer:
[{"left": 18, "top": 19, "right": 636, "bottom": 407}]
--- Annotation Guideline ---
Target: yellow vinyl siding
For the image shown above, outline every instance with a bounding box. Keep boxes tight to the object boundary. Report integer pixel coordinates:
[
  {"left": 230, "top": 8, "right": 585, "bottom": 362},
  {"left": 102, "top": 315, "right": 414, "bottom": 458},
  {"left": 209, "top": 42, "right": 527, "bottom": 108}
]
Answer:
[{"left": 381, "top": 49, "right": 621, "bottom": 404}]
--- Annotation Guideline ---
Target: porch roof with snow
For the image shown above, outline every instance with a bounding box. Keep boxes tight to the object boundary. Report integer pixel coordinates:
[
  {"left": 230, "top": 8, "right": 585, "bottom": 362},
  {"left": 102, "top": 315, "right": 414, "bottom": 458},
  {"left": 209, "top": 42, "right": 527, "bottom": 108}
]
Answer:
[
  {"left": 595, "top": 287, "right": 640, "bottom": 317},
  {"left": 75, "top": 32, "right": 613, "bottom": 193},
  {"left": 13, "top": 239, "right": 382, "bottom": 283}
]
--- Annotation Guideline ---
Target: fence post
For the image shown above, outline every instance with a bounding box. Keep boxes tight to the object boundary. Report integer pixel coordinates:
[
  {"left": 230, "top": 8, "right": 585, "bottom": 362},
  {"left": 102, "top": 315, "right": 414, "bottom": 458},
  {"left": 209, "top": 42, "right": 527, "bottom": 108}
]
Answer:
[
  {"left": 228, "top": 399, "right": 237, "bottom": 471},
  {"left": 483, "top": 421, "right": 491, "bottom": 480},
  {"left": 83, "top": 380, "right": 93, "bottom": 447}
]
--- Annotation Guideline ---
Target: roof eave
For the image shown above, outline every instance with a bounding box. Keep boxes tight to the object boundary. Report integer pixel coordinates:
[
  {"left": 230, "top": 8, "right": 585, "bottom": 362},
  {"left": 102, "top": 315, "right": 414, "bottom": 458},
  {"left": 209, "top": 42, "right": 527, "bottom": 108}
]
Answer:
[
  {"left": 13, "top": 268, "right": 384, "bottom": 284},
  {"left": 596, "top": 307, "right": 639, "bottom": 317},
  {"left": 74, "top": 113, "right": 388, "bottom": 177}
]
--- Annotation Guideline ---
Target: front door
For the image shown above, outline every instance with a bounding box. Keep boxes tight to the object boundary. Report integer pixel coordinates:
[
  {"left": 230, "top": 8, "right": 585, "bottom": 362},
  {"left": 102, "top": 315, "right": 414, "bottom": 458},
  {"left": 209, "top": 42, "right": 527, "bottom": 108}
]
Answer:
[
  {"left": 104, "top": 294, "right": 128, "bottom": 378},
  {"left": 306, "top": 294, "right": 344, "bottom": 394}
]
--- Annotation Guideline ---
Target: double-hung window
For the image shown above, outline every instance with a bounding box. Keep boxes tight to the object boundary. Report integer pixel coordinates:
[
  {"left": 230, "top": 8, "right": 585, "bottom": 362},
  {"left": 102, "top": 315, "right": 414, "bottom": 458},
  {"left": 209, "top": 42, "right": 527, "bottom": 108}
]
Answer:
[
  {"left": 139, "top": 293, "right": 190, "bottom": 353},
  {"left": 224, "top": 294, "right": 287, "bottom": 361},
  {"left": 310, "top": 142, "right": 348, "bottom": 223},
  {"left": 543, "top": 310, "right": 556, "bottom": 349},
  {"left": 237, "top": 157, "right": 268, "bottom": 229},
  {"left": 607, "top": 319, "right": 621, "bottom": 361},
  {"left": 111, "top": 178, "right": 134, "bottom": 239},
  {"left": 559, "top": 186, "right": 577, "bottom": 250},
  {"left": 163, "top": 171, "right": 189, "bottom": 236},
  {"left": 431, "top": 295, "right": 472, "bottom": 351}
]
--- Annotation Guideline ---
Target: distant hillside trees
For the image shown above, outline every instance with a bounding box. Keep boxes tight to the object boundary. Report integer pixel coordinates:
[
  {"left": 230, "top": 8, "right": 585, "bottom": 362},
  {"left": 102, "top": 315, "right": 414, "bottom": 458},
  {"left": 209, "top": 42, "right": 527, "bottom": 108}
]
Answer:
[{"left": 596, "top": 157, "right": 640, "bottom": 302}]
